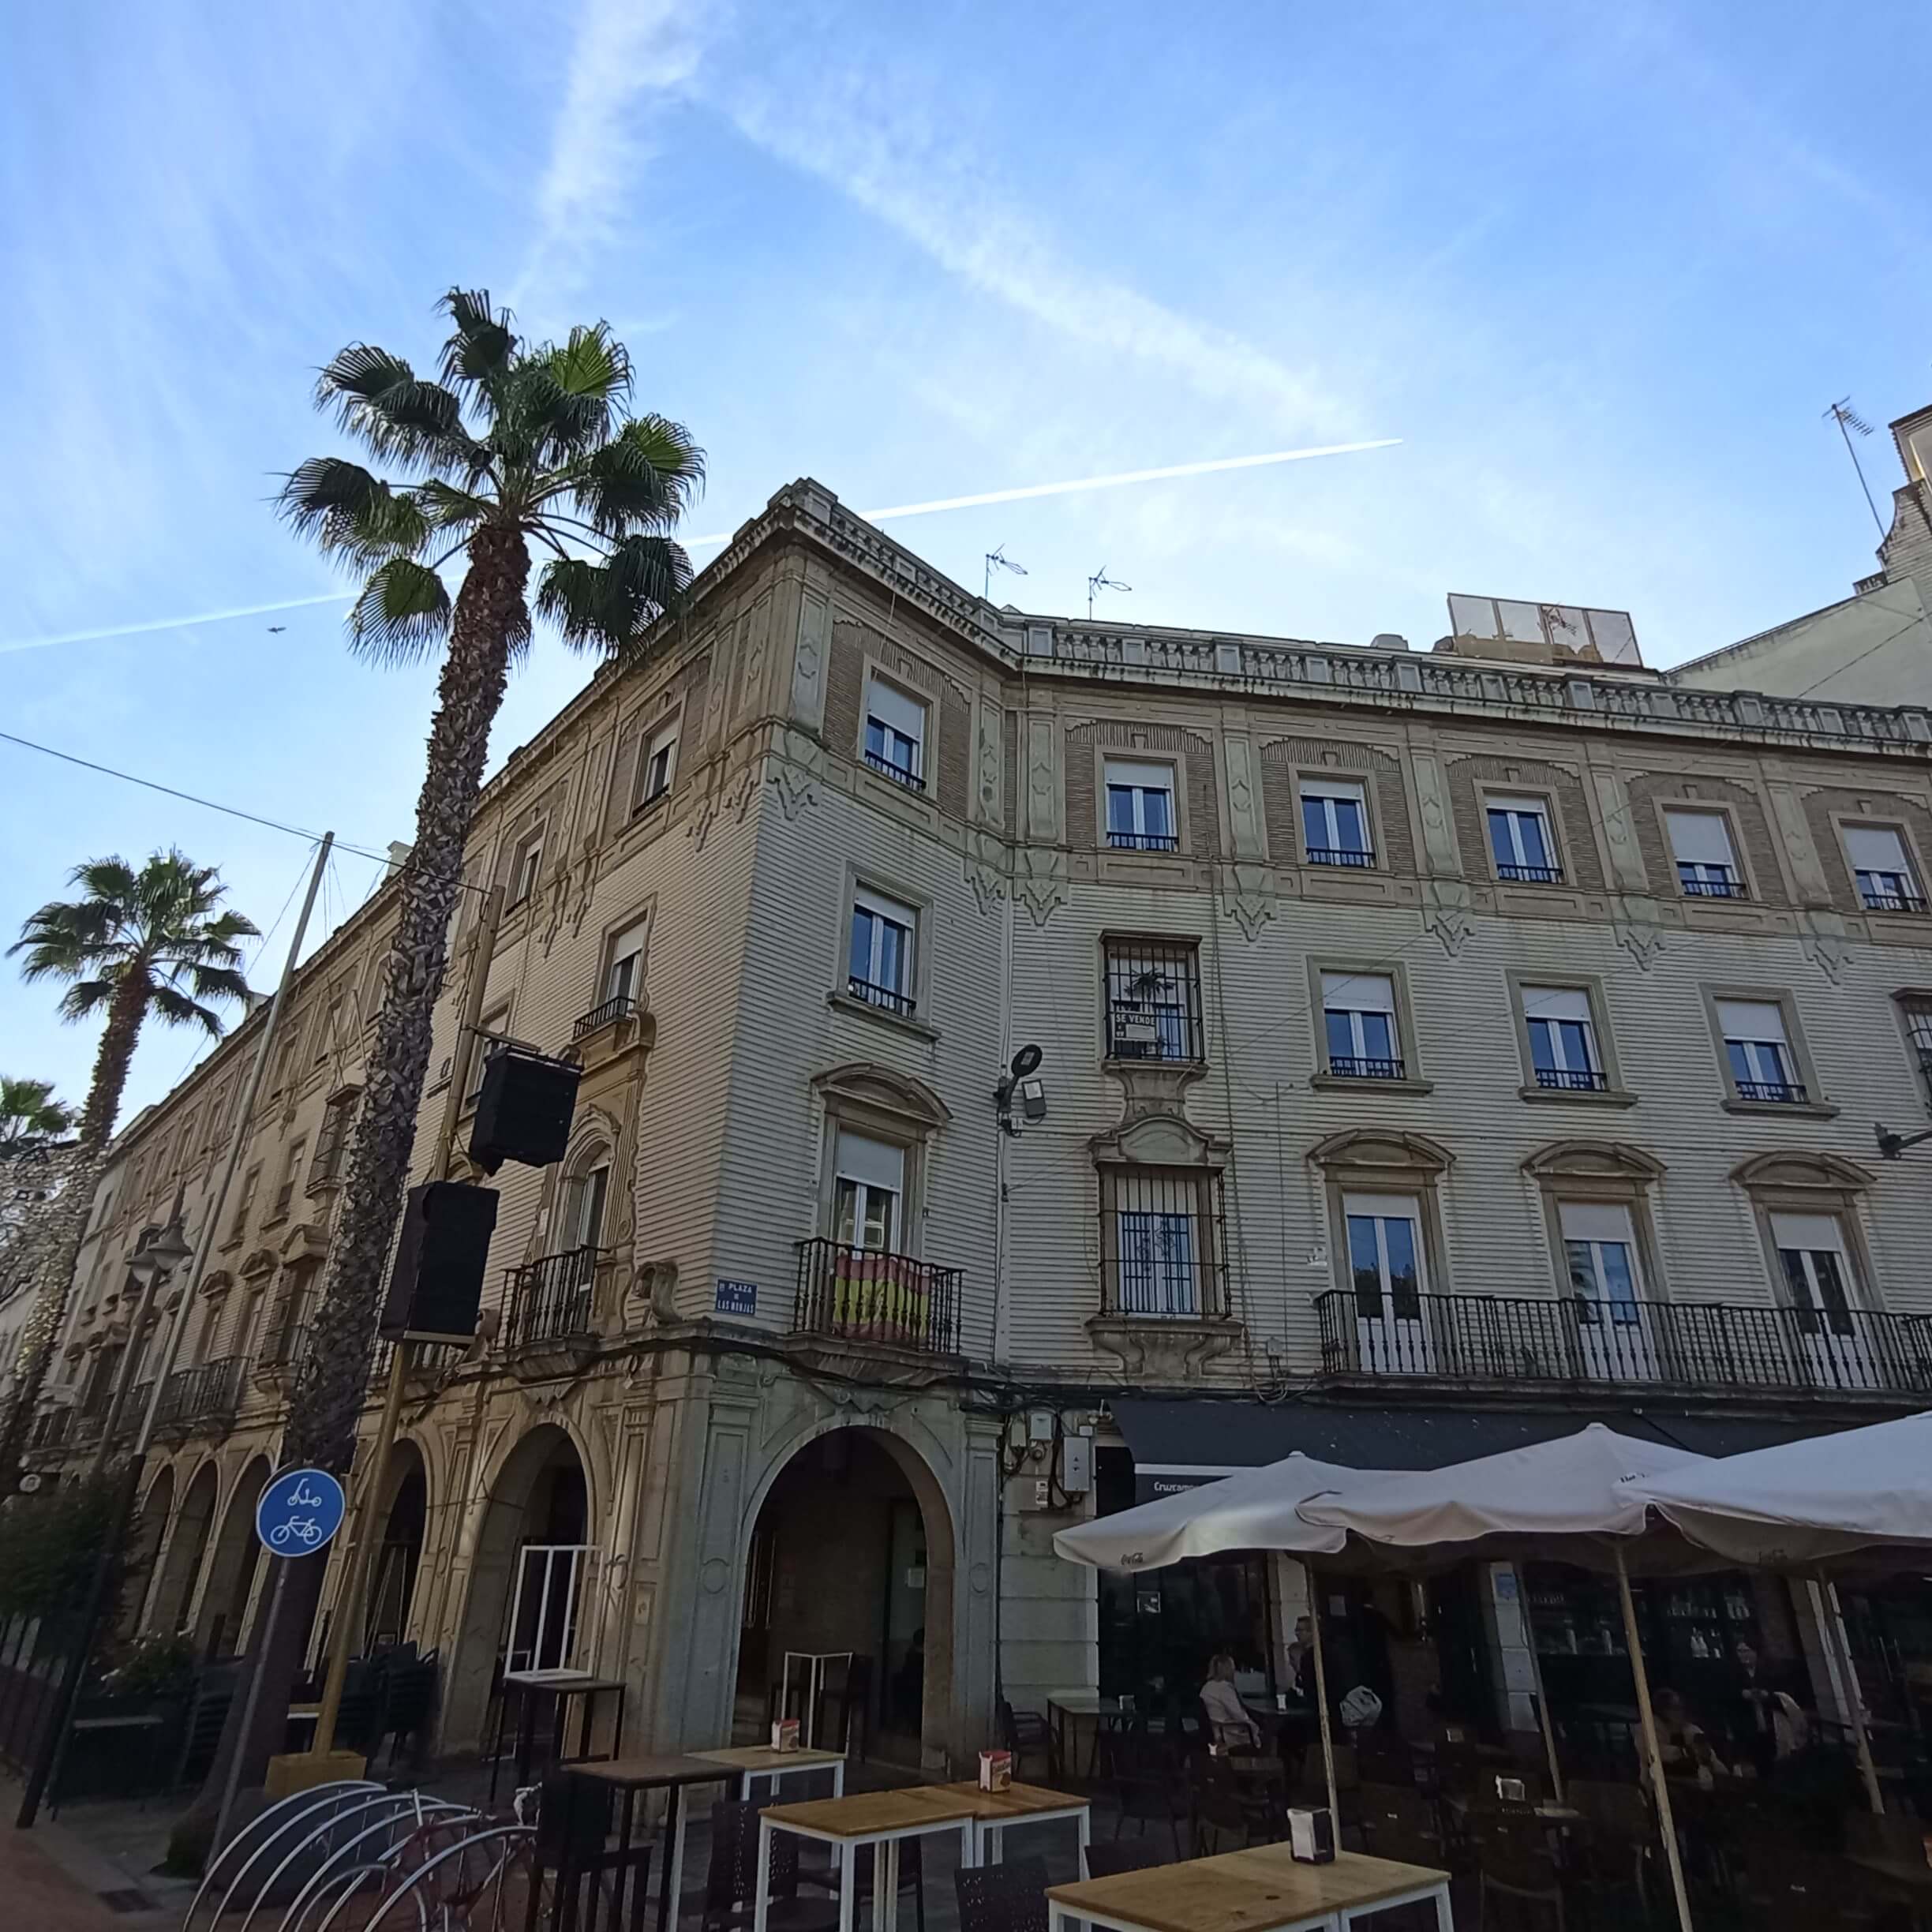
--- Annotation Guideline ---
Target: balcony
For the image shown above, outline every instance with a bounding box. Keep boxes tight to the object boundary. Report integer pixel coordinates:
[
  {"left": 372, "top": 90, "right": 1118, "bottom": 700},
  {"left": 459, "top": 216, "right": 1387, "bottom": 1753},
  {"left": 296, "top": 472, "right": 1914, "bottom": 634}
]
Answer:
[
  {"left": 1680, "top": 869, "right": 1747, "bottom": 900},
  {"left": 1496, "top": 863, "right": 1563, "bottom": 885},
  {"left": 153, "top": 1357, "right": 245, "bottom": 1436},
  {"left": 1108, "top": 831, "right": 1180, "bottom": 852},
  {"left": 506, "top": 1247, "right": 606, "bottom": 1350},
  {"left": 571, "top": 994, "right": 638, "bottom": 1043},
  {"left": 1534, "top": 1067, "right": 1608, "bottom": 1093},
  {"left": 1861, "top": 888, "right": 1929, "bottom": 914},
  {"left": 846, "top": 976, "right": 916, "bottom": 1020},
  {"left": 793, "top": 1239, "right": 962, "bottom": 1355},
  {"left": 1305, "top": 847, "right": 1376, "bottom": 869},
  {"left": 1315, "top": 1290, "right": 1932, "bottom": 1401},
  {"left": 863, "top": 749, "right": 925, "bottom": 792},
  {"left": 1328, "top": 1057, "right": 1407, "bottom": 1081},
  {"left": 1735, "top": 1079, "right": 1807, "bottom": 1105}
]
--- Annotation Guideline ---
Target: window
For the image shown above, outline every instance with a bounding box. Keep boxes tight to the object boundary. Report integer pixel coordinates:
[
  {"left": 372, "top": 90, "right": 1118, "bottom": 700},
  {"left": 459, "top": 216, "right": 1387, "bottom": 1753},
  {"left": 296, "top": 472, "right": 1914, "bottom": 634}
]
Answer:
[
  {"left": 1900, "top": 997, "right": 1932, "bottom": 1102},
  {"left": 1345, "top": 1193, "right": 1425, "bottom": 1320},
  {"left": 271, "top": 1140, "right": 305, "bottom": 1221},
  {"left": 227, "top": 1166, "right": 260, "bottom": 1245},
  {"left": 309, "top": 1089, "right": 357, "bottom": 1189},
  {"left": 1522, "top": 987, "right": 1604, "bottom": 1091},
  {"left": 1769, "top": 1212, "right": 1860, "bottom": 1335},
  {"left": 605, "top": 918, "right": 650, "bottom": 1009},
  {"left": 566, "top": 1163, "right": 610, "bottom": 1251},
  {"left": 833, "top": 1130, "right": 904, "bottom": 1252},
  {"left": 1104, "top": 1168, "right": 1221, "bottom": 1318},
  {"left": 1844, "top": 825, "right": 1926, "bottom": 913},
  {"left": 1300, "top": 779, "right": 1374, "bottom": 867},
  {"left": 1322, "top": 972, "right": 1402, "bottom": 1079},
  {"left": 1104, "top": 759, "right": 1178, "bottom": 851},
  {"left": 1104, "top": 939, "right": 1203, "bottom": 1061},
  {"left": 863, "top": 678, "right": 926, "bottom": 790},
  {"left": 848, "top": 887, "right": 917, "bottom": 1017},
  {"left": 637, "top": 721, "right": 679, "bottom": 809},
  {"left": 508, "top": 829, "right": 543, "bottom": 906},
  {"left": 467, "top": 1008, "right": 511, "bottom": 1103},
  {"left": 1486, "top": 796, "right": 1562, "bottom": 883},
  {"left": 1717, "top": 998, "right": 1803, "bottom": 1103},
  {"left": 1560, "top": 1201, "right": 1642, "bottom": 1324},
  {"left": 1665, "top": 810, "right": 1745, "bottom": 899}
]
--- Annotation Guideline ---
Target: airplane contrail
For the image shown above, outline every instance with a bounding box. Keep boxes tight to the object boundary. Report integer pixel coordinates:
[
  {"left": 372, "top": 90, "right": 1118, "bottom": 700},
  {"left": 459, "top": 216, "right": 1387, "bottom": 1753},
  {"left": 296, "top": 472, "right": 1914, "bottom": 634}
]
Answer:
[{"left": 0, "top": 439, "right": 1398, "bottom": 655}]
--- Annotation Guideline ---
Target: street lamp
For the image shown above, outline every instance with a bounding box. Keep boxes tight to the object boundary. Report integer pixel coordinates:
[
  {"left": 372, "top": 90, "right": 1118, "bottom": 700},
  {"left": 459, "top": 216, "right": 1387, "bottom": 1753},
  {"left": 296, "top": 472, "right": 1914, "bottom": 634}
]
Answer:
[
  {"left": 126, "top": 1219, "right": 193, "bottom": 1288},
  {"left": 1874, "top": 1121, "right": 1932, "bottom": 1161}
]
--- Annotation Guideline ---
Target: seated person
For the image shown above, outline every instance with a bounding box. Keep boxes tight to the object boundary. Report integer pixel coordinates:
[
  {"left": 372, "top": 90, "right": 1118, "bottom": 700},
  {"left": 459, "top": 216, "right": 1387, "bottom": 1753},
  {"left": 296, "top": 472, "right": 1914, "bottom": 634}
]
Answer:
[
  {"left": 1649, "top": 1688, "right": 1728, "bottom": 1782},
  {"left": 1200, "top": 1651, "right": 1263, "bottom": 1751}
]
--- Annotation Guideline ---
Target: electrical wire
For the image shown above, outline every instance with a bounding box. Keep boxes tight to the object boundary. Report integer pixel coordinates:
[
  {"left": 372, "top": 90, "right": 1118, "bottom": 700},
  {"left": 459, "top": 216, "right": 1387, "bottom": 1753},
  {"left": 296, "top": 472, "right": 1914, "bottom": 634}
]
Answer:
[{"left": 0, "top": 728, "right": 489, "bottom": 899}]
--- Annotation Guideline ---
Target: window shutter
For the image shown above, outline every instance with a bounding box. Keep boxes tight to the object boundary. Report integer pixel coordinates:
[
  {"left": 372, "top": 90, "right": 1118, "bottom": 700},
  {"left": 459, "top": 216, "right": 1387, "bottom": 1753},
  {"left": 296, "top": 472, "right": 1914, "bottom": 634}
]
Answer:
[
  {"left": 1301, "top": 778, "right": 1366, "bottom": 804},
  {"left": 866, "top": 679, "right": 926, "bottom": 739},
  {"left": 1103, "top": 758, "right": 1176, "bottom": 791},
  {"left": 1558, "top": 1201, "right": 1634, "bottom": 1244},
  {"left": 1522, "top": 987, "right": 1592, "bottom": 1024},
  {"left": 1845, "top": 825, "right": 1910, "bottom": 873},
  {"left": 1664, "top": 811, "right": 1735, "bottom": 866},
  {"left": 1716, "top": 998, "right": 1787, "bottom": 1043},
  {"left": 1769, "top": 1211, "right": 1844, "bottom": 1252},
  {"left": 854, "top": 885, "right": 916, "bottom": 927},
  {"left": 1321, "top": 972, "right": 1395, "bottom": 1012},
  {"left": 834, "top": 1130, "right": 905, "bottom": 1193}
]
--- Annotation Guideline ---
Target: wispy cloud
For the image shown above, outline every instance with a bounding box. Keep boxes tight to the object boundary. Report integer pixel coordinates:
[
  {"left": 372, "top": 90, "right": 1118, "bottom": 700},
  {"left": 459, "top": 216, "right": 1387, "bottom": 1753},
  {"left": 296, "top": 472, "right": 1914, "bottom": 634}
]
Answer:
[{"left": 512, "top": 0, "right": 716, "bottom": 315}]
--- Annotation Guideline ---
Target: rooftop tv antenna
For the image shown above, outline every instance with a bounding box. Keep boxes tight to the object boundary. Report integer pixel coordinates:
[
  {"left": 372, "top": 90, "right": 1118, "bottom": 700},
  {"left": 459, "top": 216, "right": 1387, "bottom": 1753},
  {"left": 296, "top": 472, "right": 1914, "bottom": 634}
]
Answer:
[
  {"left": 1088, "top": 567, "right": 1131, "bottom": 620},
  {"left": 984, "top": 545, "right": 1028, "bottom": 601},
  {"left": 1825, "top": 398, "right": 1885, "bottom": 537}
]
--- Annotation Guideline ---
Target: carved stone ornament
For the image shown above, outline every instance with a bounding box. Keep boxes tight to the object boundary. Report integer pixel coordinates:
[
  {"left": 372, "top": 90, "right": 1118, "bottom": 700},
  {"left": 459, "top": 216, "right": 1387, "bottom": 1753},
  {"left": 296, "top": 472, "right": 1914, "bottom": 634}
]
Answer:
[
  {"left": 767, "top": 756, "right": 815, "bottom": 822},
  {"left": 1086, "top": 1312, "right": 1241, "bottom": 1381},
  {"left": 1220, "top": 863, "right": 1275, "bottom": 940},
  {"left": 1014, "top": 849, "right": 1069, "bottom": 927},
  {"left": 964, "top": 829, "right": 1007, "bottom": 912},
  {"left": 1612, "top": 917, "right": 1664, "bottom": 971}
]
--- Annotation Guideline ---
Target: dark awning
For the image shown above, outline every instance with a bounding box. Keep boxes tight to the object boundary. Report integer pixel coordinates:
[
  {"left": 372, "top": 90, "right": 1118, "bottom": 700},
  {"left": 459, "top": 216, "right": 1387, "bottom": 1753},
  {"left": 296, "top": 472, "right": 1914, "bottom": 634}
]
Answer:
[{"left": 1110, "top": 1396, "right": 1846, "bottom": 1505}]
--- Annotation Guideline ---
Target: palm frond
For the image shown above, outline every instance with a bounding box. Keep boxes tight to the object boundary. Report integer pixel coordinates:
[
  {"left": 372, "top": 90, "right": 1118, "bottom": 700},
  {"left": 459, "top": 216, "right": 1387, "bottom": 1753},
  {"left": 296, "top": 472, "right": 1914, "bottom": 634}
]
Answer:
[
  {"left": 279, "top": 459, "right": 432, "bottom": 563},
  {"left": 547, "top": 323, "right": 633, "bottom": 404},
  {"left": 346, "top": 558, "right": 453, "bottom": 665},
  {"left": 559, "top": 416, "right": 706, "bottom": 536},
  {"left": 534, "top": 534, "right": 691, "bottom": 656},
  {"left": 67, "top": 858, "right": 140, "bottom": 912},
  {"left": 437, "top": 287, "right": 518, "bottom": 394},
  {"left": 54, "top": 979, "right": 117, "bottom": 1024},
  {"left": 417, "top": 477, "right": 495, "bottom": 533},
  {"left": 315, "top": 344, "right": 480, "bottom": 475},
  {"left": 146, "top": 983, "right": 227, "bottom": 1039},
  {"left": 0, "top": 1076, "right": 74, "bottom": 1144},
  {"left": 9, "top": 900, "right": 116, "bottom": 977},
  {"left": 161, "top": 960, "right": 253, "bottom": 1007}
]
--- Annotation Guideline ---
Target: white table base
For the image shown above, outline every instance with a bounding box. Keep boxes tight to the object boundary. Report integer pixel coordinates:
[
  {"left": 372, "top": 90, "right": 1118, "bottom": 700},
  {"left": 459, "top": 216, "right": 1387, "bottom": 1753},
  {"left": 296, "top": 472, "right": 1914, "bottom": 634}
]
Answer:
[
  {"left": 756, "top": 1813, "right": 978, "bottom": 1932},
  {"left": 1048, "top": 1875, "right": 1453, "bottom": 1932}
]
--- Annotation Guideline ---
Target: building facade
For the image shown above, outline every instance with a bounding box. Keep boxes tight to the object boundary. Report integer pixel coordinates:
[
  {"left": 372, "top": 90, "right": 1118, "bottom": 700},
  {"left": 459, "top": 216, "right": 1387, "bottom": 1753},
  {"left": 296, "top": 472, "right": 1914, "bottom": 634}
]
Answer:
[{"left": 34, "top": 478, "right": 1932, "bottom": 1770}]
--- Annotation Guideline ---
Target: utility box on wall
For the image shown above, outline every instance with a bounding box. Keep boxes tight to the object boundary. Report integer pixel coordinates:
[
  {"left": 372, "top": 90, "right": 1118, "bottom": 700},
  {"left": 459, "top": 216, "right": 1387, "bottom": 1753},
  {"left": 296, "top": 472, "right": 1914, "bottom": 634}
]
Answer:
[{"left": 1061, "top": 1436, "right": 1093, "bottom": 1496}]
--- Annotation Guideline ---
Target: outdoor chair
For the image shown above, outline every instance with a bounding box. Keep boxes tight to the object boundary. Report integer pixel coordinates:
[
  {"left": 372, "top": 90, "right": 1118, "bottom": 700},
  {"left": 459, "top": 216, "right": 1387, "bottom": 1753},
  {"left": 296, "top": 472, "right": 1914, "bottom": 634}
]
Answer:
[
  {"left": 702, "top": 1799, "right": 836, "bottom": 1932},
  {"left": 794, "top": 1818, "right": 927, "bottom": 1932},
  {"left": 1474, "top": 1813, "right": 1564, "bottom": 1932},
  {"left": 1355, "top": 1782, "right": 1443, "bottom": 1868},
  {"left": 1563, "top": 1778, "right": 1650, "bottom": 1925},
  {"left": 1188, "top": 1750, "right": 1255, "bottom": 1857},
  {"left": 1106, "top": 1728, "right": 1185, "bottom": 1859},
  {"left": 171, "top": 1663, "right": 237, "bottom": 1788},
  {"left": 378, "top": 1653, "right": 440, "bottom": 1768},
  {"left": 1000, "top": 1698, "right": 1058, "bottom": 1784},
  {"left": 1083, "top": 1838, "right": 1165, "bottom": 1879},
  {"left": 954, "top": 1856, "right": 1049, "bottom": 1932}
]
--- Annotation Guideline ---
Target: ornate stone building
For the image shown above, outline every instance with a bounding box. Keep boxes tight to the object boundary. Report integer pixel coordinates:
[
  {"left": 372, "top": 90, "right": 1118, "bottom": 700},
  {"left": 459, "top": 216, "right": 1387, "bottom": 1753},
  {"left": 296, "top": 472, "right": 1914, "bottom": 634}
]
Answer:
[{"left": 37, "top": 478, "right": 1932, "bottom": 1768}]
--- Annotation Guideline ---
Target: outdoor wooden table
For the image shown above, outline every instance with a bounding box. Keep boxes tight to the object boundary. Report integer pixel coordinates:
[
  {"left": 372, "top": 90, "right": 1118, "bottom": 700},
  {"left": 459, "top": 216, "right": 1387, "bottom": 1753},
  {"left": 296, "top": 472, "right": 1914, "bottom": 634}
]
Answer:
[
  {"left": 490, "top": 1668, "right": 628, "bottom": 1803},
  {"left": 694, "top": 1743, "right": 848, "bottom": 1800},
  {"left": 754, "top": 1786, "right": 981, "bottom": 1932},
  {"left": 919, "top": 1780, "right": 1090, "bottom": 1865},
  {"left": 574, "top": 1752, "right": 741, "bottom": 1932},
  {"left": 1046, "top": 1691, "right": 1142, "bottom": 1779},
  {"left": 1048, "top": 1843, "right": 1453, "bottom": 1932}
]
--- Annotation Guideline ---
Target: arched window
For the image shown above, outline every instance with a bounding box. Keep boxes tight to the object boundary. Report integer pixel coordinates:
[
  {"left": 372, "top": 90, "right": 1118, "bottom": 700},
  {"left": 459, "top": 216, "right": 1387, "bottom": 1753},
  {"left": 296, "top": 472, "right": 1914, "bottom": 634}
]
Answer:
[{"left": 564, "top": 1150, "right": 612, "bottom": 1252}]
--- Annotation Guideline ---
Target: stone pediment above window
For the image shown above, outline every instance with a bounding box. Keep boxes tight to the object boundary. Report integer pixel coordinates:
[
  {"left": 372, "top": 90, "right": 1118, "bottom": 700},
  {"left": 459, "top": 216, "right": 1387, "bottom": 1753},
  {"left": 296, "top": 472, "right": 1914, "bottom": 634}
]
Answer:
[
  {"left": 1089, "top": 1110, "right": 1228, "bottom": 1170},
  {"left": 1730, "top": 1150, "right": 1873, "bottom": 1196},
  {"left": 277, "top": 1221, "right": 329, "bottom": 1264},
  {"left": 238, "top": 1247, "right": 280, "bottom": 1282},
  {"left": 200, "top": 1271, "right": 235, "bottom": 1300},
  {"left": 1522, "top": 1140, "right": 1665, "bottom": 1185},
  {"left": 813, "top": 1061, "right": 951, "bottom": 1135},
  {"left": 1308, "top": 1127, "right": 1454, "bottom": 1178}
]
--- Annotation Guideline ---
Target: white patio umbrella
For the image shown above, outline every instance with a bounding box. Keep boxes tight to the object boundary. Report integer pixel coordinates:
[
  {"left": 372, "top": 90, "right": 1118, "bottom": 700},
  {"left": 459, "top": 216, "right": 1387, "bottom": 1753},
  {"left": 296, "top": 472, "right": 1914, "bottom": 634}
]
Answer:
[
  {"left": 1052, "top": 1451, "right": 1365, "bottom": 1822},
  {"left": 1297, "top": 1425, "right": 1714, "bottom": 1932},
  {"left": 1634, "top": 1410, "right": 1932, "bottom": 1818}
]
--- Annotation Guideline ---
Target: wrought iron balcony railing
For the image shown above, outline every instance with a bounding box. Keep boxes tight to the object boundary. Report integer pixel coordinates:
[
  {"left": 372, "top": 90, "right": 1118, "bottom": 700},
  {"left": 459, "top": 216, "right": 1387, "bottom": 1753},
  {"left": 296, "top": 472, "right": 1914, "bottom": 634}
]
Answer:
[
  {"left": 847, "top": 976, "right": 915, "bottom": 1018},
  {"left": 1305, "top": 846, "right": 1376, "bottom": 868},
  {"left": 571, "top": 994, "right": 638, "bottom": 1043},
  {"left": 1534, "top": 1067, "right": 1608, "bottom": 1092},
  {"left": 794, "top": 1239, "right": 962, "bottom": 1355},
  {"left": 1861, "top": 887, "right": 1929, "bottom": 915},
  {"left": 1315, "top": 1290, "right": 1932, "bottom": 1399},
  {"left": 154, "top": 1357, "right": 245, "bottom": 1434},
  {"left": 863, "top": 749, "right": 926, "bottom": 791},
  {"left": 506, "top": 1247, "right": 606, "bottom": 1349},
  {"left": 1496, "top": 863, "right": 1564, "bottom": 885},
  {"left": 1679, "top": 870, "right": 1747, "bottom": 899},
  {"left": 1108, "top": 830, "right": 1181, "bottom": 852},
  {"left": 1327, "top": 1056, "right": 1407, "bottom": 1081},
  {"left": 1735, "top": 1079, "right": 1807, "bottom": 1104}
]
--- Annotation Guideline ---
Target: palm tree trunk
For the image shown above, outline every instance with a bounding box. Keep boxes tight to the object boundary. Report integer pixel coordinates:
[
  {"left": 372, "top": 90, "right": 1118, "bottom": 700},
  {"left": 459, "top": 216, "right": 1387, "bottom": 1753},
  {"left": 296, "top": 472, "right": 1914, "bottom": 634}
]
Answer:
[
  {"left": 183, "top": 525, "right": 528, "bottom": 1829},
  {"left": 0, "top": 968, "right": 146, "bottom": 1494},
  {"left": 285, "top": 523, "right": 526, "bottom": 1469}
]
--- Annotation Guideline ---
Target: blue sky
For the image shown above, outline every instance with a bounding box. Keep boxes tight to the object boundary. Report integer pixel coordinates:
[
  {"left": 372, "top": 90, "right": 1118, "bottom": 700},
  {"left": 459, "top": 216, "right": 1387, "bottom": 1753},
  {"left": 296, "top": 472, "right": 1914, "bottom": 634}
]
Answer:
[{"left": 5, "top": 0, "right": 1930, "bottom": 1123}]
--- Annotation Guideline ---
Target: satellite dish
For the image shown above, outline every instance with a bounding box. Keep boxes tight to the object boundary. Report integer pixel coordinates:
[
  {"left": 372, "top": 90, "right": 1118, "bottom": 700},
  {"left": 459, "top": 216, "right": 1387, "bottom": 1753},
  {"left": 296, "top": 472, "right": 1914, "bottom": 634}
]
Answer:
[{"left": 1010, "top": 1044, "right": 1044, "bottom": 1079}]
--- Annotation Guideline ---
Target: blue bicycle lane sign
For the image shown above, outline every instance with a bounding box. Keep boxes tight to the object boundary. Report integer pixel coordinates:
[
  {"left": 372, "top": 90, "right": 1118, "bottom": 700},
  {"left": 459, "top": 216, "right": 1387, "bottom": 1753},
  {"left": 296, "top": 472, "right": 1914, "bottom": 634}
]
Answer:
[{"left": 255, "top": 1466, "right": 347, "bottom": 1559}]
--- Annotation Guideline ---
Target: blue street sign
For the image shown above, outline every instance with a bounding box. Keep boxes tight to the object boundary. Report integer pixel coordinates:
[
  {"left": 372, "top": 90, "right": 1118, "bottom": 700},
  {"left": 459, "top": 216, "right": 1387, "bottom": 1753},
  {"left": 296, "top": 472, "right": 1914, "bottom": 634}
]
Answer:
[
  {"left": 714, "top": 1278, "right": 758, "bottom": 1317},
  {"left": 255, "top": 1466, "right": 346, "bottom": 1559}
]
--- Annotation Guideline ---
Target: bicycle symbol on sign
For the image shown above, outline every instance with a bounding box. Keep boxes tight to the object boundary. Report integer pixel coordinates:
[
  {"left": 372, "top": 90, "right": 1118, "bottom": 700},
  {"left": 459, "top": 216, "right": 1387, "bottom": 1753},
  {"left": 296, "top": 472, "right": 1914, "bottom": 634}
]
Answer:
[{"left": 270, "top": 1516, "right": 324, "bottom": 1549}]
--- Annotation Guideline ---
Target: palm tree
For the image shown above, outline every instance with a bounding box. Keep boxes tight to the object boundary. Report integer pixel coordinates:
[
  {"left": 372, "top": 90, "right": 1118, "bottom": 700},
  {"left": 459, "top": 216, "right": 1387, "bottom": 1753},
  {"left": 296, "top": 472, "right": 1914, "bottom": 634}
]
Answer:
[
  {"left": 0, "top": 852, "right": 256, "bottom": 1493},
  {"left": 11, "top": 853, "right": 256, "bottom": 1150},
  {"left": 0, "top": 1077, "right": 74, "bottom": 1153},
  {"left": 275, "top": 289, "right": 702, "bottom": 1475}
]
